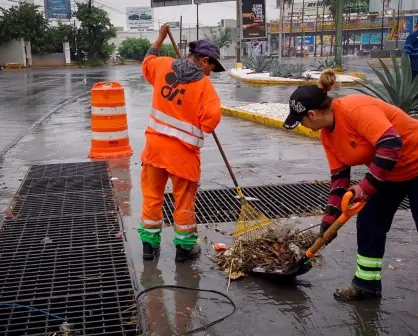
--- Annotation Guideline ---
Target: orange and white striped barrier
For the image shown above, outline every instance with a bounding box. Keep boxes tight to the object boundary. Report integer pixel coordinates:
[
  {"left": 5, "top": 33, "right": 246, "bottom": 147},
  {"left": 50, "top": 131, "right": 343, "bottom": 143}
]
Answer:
[{"left": 88, "top": 82, "right": 133, "bottom": 158}]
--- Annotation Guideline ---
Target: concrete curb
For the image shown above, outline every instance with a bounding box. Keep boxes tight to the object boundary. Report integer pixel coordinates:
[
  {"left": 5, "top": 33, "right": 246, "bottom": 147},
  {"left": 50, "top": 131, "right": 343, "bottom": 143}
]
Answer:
[
  {"left": 221, "top": 106, "right": 320, "bottom": 139},
  {"left": 228, "top": 70, "right": 361, "bottom": 86}
]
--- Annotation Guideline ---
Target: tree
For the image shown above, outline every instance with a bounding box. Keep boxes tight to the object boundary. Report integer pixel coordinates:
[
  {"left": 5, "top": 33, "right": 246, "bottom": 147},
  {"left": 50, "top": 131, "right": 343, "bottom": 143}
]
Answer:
[
  {"left": 0, "top": 3, "right": 49, "bottom": 45},
  {"left": 118, "top": 37, "right": 151, "bottom": 61},
  {"left": 74, "top": 3, "right": 116, "bottom": 61},
  {"left": 204, "top": 25, "right": 232, "bottom": 49}
]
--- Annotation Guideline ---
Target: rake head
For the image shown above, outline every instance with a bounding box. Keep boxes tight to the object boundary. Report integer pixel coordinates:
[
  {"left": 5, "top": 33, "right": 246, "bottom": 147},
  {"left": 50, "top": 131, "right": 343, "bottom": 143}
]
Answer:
[{"left": 232, "top": 201, "right": 276, "bottom": 243}]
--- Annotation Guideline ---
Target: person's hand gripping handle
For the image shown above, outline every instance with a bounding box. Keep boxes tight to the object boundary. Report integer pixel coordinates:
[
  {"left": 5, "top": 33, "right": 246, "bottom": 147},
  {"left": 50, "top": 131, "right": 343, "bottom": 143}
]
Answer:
[{"left": 304, "top": 191, "right": 367, "bottom": 260}]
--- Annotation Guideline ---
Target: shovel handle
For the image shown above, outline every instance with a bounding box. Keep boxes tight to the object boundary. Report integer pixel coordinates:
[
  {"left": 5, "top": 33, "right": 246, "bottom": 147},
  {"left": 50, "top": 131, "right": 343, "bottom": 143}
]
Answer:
[{"left": 304, "top": 191, "right": 366, "bottom": 259}]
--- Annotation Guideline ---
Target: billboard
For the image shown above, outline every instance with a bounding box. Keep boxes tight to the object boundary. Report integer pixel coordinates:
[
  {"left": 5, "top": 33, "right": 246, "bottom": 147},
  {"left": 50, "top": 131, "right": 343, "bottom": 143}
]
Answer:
[
  {"left": 369, "top": 0, "right": 418, "bottom": 12},
  {"left": 44, "top": 0, "right": 71, "bottom": 19},
  {"left": 126, "top": 7, "right": 154, "bottom": 29},
  {"left": 242, "top": 0, "right": 267, "bottom": 40},
  {"left": 283, "top": 1, "right": 331, "bottom": 17},
  {"left": 151, "top": 0, "right": 192, "bottom": 7}
]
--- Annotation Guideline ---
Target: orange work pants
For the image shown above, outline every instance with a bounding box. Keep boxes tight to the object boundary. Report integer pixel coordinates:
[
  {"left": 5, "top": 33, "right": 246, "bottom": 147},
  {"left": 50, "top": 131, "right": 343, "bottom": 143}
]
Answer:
[{"left": 139, "top": 164, "right": 198, "bottom": 250}]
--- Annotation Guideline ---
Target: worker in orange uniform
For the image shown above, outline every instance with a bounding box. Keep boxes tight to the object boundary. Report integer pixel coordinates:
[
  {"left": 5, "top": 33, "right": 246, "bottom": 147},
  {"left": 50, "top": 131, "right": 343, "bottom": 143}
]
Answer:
[
  {"left": 140, "top": 24, "right": 224, "bottom": 262},
  {"left": 284, "top": 69, "right": 418, "bottom": 300}
]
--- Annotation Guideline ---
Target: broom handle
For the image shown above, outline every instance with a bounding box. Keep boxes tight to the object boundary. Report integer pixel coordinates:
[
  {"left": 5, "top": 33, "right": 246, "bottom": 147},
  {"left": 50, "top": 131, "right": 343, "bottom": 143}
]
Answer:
[
  {"left": 212, "top": 132, "right": 240, "bottom": 190},
  {"left": 167, "top": 27, "right": 241, "bottom": 192}
]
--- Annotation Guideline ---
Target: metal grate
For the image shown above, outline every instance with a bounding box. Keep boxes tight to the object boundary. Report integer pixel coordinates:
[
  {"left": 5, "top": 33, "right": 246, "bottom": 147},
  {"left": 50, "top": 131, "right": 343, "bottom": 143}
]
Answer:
[
  {"left": 0, "top": 290, "right": 136, "bottom": 336},
  {"left": 18, "top": 174, "right": 113, "bottom": 196},
  {"left": 0, "top": 162, "right": 138, "bottom": 335},
  {"left": 26, "top": 161, "right": 108, "bottom": 179},
  {"left": 7, "top": 191, "right": 117, "bottom": 219},
  {"left": 163, "top": 180, "right": 410, "bottom": 225}
]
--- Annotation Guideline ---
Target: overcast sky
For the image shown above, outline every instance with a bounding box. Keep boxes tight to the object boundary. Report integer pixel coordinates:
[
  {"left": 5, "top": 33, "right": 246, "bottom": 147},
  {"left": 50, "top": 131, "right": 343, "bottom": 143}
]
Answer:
[{"left": 27, "top": 0, "right": 279, "bottom": 30}]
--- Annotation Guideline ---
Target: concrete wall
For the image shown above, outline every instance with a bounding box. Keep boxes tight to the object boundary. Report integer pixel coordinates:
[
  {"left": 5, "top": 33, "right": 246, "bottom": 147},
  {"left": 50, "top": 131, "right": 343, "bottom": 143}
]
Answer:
[
  {"left": 32, "top": 53, "right": 66, "bottom": 67},
  {"left": 0, "top": 39, "right": 26, "bottom": 66}
]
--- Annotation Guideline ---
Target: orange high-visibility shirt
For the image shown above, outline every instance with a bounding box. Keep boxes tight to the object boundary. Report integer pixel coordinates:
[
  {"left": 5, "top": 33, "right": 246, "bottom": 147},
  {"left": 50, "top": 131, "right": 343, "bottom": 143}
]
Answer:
[
  {"left": 320, "top": 95, "right": 418, "bottom": 181},
  {"left": 141, "top": 55, "right": 222, "bottom": 182}
]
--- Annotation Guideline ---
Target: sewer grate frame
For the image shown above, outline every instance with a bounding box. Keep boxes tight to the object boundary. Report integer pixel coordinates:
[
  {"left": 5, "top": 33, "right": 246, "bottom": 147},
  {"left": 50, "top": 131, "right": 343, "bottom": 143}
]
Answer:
[
  {"left": 0, "top": 161, "right": 138, "bottom": 336},
  {"left": 162, "top": 180, "right": 410, "bottom": 225}
]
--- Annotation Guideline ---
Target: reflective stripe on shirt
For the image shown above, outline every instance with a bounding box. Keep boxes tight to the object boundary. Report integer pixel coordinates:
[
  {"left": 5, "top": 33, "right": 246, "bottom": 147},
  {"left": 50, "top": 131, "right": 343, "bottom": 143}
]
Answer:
[
  {"left": 149, "top": 108, "right": 204, "bottom": 148},
  {"left": 152, "top": 108, "right": 203, "bottom": 138},
  {"left": 148, "top": 117, "right": 204, "bottom": 148}
]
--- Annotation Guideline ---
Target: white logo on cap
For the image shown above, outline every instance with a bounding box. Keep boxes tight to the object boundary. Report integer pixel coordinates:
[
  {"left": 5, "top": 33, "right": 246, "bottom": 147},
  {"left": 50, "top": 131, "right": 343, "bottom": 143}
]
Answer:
[{"left": 290, "top": 100, "right": 306, "bottom": 113}]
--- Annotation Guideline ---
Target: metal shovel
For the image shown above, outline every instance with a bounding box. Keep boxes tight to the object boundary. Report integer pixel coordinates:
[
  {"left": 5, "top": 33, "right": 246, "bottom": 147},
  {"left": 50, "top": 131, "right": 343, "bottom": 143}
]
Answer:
[{"left": 250, "top": 191, "right": 366, "bottom": 280}]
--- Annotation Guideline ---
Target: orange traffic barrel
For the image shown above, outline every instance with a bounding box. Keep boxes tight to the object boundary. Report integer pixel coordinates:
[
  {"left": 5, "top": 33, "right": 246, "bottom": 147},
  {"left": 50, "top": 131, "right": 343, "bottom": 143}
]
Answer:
[{"left": 88, "top": 82, "right": 133, "bottom": 158}]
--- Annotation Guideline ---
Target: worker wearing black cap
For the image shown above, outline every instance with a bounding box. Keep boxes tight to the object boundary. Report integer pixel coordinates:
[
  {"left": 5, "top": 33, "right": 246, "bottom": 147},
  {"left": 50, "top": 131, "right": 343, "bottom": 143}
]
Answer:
[{"left": 284, "top": 69, "right": 418, "bottom": 301}]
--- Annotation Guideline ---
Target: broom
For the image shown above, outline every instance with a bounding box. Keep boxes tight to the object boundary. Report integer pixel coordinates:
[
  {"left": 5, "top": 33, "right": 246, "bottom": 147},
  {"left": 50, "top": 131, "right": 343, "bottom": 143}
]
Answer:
[{"left": 167, "top": 28, "right": 277, "bottom": 243}]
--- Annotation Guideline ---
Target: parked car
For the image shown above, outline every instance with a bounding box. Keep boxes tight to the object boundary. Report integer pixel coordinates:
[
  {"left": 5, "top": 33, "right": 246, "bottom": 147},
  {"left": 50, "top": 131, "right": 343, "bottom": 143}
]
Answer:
[
  {"left": 139, "top": 13, "right": 152, "bottom": 20},
  {"left": 128, "top": 14, "right": 139, "bottom": 20}
]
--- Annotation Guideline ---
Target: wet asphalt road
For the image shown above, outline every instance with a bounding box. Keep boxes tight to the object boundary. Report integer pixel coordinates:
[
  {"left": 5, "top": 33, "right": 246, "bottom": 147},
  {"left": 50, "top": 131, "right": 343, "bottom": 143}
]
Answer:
[{"left": 0, "top": 59, "right": 417, "bottom": 335}]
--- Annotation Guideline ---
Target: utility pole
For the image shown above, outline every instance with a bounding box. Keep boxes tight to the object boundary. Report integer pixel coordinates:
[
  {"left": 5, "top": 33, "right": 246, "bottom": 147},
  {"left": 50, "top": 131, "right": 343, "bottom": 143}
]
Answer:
[
  {"left": 180, "top": 15, "right": 183, "bottom": 56},
  {"left": 380, "top": 0, "right": 385, "bottom": 50},
  {"left": 335, "top": 0, "right": 343, "bottom": 66},
  {"left": 278, "top": 0, "right": 284, "bottom": 62},
  {"left": 314, "top": 0, "right": 320, "bottom": 57},
  {"left": 196, "top": 3, "right": 199, "bottom": 40},
  {"left": 236, "top": 0, "right": 242, "bottom": 64}
]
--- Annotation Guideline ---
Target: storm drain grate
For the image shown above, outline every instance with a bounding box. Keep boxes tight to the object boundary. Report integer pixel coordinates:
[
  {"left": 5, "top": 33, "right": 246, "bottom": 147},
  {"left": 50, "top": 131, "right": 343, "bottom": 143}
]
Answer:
[
  {"left": 0, "top": 162, "right": 137, "bottom": 336},
  {"left": 26, "top": 161, "right": 108, "bottom": 179},
  {"left": 7, "top": 191, "right": 117, "bottom": 219},
  {"left": 163, "top": 180, "right": 410, "bottom": 225},
  {"left": 0, "top": 290, "right": 136, "bottom": 336},
  {"left": 17, "top": 174, "right": 113, "bottom": 196}
]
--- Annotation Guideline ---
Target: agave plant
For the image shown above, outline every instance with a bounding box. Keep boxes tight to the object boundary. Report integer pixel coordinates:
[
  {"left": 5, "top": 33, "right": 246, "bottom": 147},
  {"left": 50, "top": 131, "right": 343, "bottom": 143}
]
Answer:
[
  {"left": 270, "top": 61, "right": 306, "bottom": 79},
  {"left": 242, "top": 55, "right": 272, "bottom": 73},
  {"left": 317, "top": 58, "right": 337, "bottom": 71},
  {"left": 353, "top": 52, "right": 418, "bottom": 113}
]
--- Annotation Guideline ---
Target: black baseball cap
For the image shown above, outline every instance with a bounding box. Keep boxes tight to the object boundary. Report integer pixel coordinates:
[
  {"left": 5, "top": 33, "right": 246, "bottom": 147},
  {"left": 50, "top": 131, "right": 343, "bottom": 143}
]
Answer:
[
  {"left": 189, "top": 40, "right": 226, "bottom": 72},
  {"left": 284, "top": 85, "right": 328, "bottom": 130}
]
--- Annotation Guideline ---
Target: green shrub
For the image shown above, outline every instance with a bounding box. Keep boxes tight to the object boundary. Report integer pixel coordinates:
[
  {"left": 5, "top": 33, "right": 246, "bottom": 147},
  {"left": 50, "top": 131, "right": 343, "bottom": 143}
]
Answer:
[
  {"left": 317, "top": 58, "right": 336, "bottom": 71},
  {"left": 243, "top": 55, "right": 272, "bottom": 73},
  {"left": 270, "top": 61, "right": 306, "bottom": 79},
  {"left": 118, "top": 37, "right": 151, "bottom": 61}
]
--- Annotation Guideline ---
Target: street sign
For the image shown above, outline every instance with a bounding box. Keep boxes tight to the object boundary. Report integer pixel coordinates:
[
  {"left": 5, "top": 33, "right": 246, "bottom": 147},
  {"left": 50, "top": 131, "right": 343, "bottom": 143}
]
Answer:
[
  {"left": 44, "top": 0, "right": 71, "bottom": 20},
  {"left": 167, "top": 21, "right": 180, "bottom": 28}
]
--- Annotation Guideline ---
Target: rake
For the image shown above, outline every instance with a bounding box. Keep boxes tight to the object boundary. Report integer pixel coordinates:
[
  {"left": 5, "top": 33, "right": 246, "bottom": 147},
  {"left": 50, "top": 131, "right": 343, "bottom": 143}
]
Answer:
[
  {"left": 212, "top": 133, "right": 278, "bottom": 243},
  {"left": 166, "top": 28, "right": 276, "bottom": 242}
]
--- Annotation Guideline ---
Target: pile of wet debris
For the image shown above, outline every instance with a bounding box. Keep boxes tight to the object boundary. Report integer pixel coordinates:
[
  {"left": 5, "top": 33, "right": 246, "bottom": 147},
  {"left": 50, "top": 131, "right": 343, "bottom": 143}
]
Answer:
[{"left": 214, "top": 226, "right": 320, "bottom": 280}]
